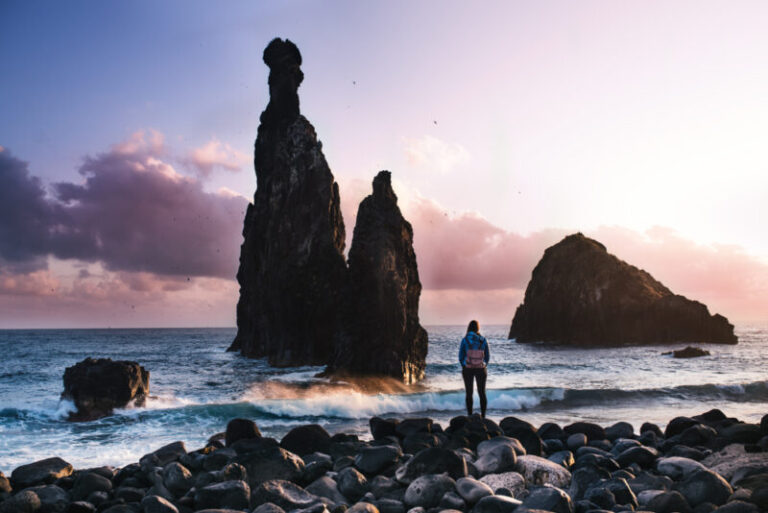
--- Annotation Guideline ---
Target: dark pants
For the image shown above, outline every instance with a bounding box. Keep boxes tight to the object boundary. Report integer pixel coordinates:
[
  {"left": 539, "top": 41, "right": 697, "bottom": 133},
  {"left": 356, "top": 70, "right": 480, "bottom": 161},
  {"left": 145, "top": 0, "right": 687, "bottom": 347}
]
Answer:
[{"left": 462, "top": 366, "right": 488, "bottom": 417}]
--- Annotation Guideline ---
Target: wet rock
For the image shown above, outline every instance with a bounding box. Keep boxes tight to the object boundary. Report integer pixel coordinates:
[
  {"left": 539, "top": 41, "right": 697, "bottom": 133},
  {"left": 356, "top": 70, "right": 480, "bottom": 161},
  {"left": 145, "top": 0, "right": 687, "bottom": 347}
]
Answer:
[
  {"left": 712, "top": 501, "right": 759, "bottom": 513},
  {"left": 395, "top": 448, "right": 467, "bottom": 484},
  {"left": 721, "top": 424, "right": 763, "bottom": 445},
  {"left": 664, "top": 346, "right": 710, "bottom": 358},
  {"left": 646, "top": 490, "right": 693, "bottom": 513},
  {"left": 65, "top": 502, "right": 96, "bottom": 513},
  {"left": 665, "top": 417, "right": 700, "bottom": 438},
  {"left": 225, "top": 418, "right": 261, "bottom": 447},
  {"left": 478, "top": 437, "right": 527, "bottom": 458},
  {"left": 438, "top": 491, "right": 465, "bottom": 510},
  {"left": 585, "top": 487, "right": 616, "bottom": 509},
  {"left": 252, "top": 479, "right": 324, "bottom": 511},
  {"left": 230, "top": 38, "right": 348, "bottom": 366},
  {"left": 403, "top": 474, "right": 455, "bottom": 508},
  {"left": 327, "top": 171, "right": 428, "bottom": 383},
  {"left": 338, "top": 467, "right": 369, "bottom": 502},
  {"left": 232, "top": 442, "right": 305, "bottom": 487},
  {"left": 0, "top": 490, "right": 41, "bottom": 513},
  {"left": 656, "top": 457, "right": 707, "bottom": 480},
  {"left": 674, "top": 469, "right": 733, "bottom": 507},
  {"left": 475, "top": 441, "right": 517, "bottom": 476},
  {"left": 500, "top": 418, "right": 543, "bottom": 456},
  {"left": 194, "top": 479, "right": 250, "bottom": 510},
  {"left": 565, "top": 423, "right": 607, "bottom": 442},
  {"left": 71, "top": 472, "right": 112, "bottom": 502},
  {"left": 374, "top": 498, "right": 405, "bottom": 513},
  {"left": 114, "top": 486, "right": 144, "bottom": 502},
  {"left": 27, "top": 484, "right": 68, "bottom": 513},
  {"left": 395, "top": 419, "right": 433, "bottom": 439},
  {"left": 508, "top": 233, "right": 737, "bottom": 345},
  {"left": 402, "top": 433, "right": 439, "bottom": 455},
  {"left": 306, "top": 476, "right": 349, "bottom": 505},
  {"left": 606, "top": 422, "right": 635, "bottom": 441},
  {"left": 11, "top": 458, "right": 73, "bottom": 489},
  {"left": 522, "top": 484, "right": 575, "bottom": 513},
  {"left": 140, "top": 495, "right": 179, "bottom": 513},
  {"left": 568, "top": 434, "right": 588, "bottom": 451},
  {"left": 455, "top": 476, "right": 493, "bottom": 504},
  {"left": 162, "top": 462, "right": 193, "bottom": 496},
  {"left": 680, "top": 425, "right": 718, "bottom": 447},
  {"left": 616, "top": 446, "right": 659, "bottom": 469},
  {"left": 356, "top": 445, "right": 403, "bottom": 475},
  {"left": 347, "top": 503, "right": 379, "bottom": 513},
  {"left": 549, "top": 450, "right": 576, "bottom": 469},
  {"left": 253, "top": 503, "right": 287, "bottom": 513},
  {"left": 539, "top": 423, "right": 565, "bottom": 440},
  {"left": 61, "top": 358, "right": 149, "bottom": 421},
  {"left": 516, "top": 455, "right": 572, "bottom": 488},
  {"left": 281, "top": 425, "right": 332, "bottom": 457},
  {"left": 473, "top": 494, "right": 523, "bottom": 513},
  {"left": 371, "top": 418, "right": 400, "bottom": 441},
  {"left": 569, "top": 466, "right": 612, "bottom": 500},
  {"left": 370, "top": 475, "right": 402, "bottom": 499},
  {"left": 479, "top": 471, "right": 526, "bottom": 498}
]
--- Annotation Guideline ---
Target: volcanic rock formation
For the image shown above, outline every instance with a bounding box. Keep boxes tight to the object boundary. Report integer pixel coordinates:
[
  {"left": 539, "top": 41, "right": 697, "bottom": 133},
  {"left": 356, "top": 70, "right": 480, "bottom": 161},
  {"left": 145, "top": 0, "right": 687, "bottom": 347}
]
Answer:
[
  {"left": 62, "top": 358, "right": 149, "bottom": 421},
  {"left": 230, "top": 39, "right": 428, "bottom": 380},
  {"left": 229, "top": 38, "right": 347, "bottom": 365},
  {"left": 327, "top": 171, "right": 429, "bottom": 383},
  {"left": 508, "top": 233, "right": 737, "bottom": 345}
]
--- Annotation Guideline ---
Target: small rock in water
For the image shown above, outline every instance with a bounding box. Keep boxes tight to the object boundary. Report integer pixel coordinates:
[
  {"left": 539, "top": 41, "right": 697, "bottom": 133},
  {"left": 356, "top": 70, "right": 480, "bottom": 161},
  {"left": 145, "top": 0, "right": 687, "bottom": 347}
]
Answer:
[
  {"left": 61, "top": 357, "right": 149, "bottom": 421},
  {"left": 663, "top": 346, "right": 711, "bottom": 358}
]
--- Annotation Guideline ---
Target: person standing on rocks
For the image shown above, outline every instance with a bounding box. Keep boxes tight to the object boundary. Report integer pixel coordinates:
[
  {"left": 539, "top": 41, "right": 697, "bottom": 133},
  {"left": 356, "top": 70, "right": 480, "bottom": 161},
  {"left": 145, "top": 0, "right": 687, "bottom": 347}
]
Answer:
[{"left": 459, "top": 320, "right": 490, "bottom": 417}]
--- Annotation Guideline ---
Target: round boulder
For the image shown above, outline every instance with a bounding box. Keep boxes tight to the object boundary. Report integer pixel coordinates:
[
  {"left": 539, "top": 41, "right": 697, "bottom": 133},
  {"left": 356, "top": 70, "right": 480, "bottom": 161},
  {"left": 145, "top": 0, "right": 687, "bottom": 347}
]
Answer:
[
  {"left": 337, "top": 467, "right": 369, "bottom": 502},
  {"left": 455, "top": 476, "right": 493, "bottom": 504},
  {"left": 404, "top": 474, "right": 456, "bottom": 509},
  {"left": 516, "top": 455, "right": 572, "bottom": 488},
  {"left": 394, "top": 447, "right": 467, "bottom": 484},
  {"left": 355, "top": 445, "right": 402, "bottom": 475},
  {"left": 473, "top": 494, "right": 522, "bottom": 513},
  {"left": 194, "top": 479, "right": 251, "bottom": 510},
  {"left": 10, "top": 457, "right": 73, "bottom": 489},
  {"left": 225, "top": 418, "right": 261, "bottom": 447},
  {"left": 522, "top": 484, "right": 574, "bottom": 513},
  {"left": 281, "top": 424, "right": 332, "bottom": 456}
]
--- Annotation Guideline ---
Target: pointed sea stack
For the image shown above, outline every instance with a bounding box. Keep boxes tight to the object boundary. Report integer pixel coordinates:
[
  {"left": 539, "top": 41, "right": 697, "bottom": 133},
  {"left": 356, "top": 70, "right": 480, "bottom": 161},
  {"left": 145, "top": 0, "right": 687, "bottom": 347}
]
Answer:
[
  {"left": 328, "top": 171, "right": 428, "bottom": 383},
  {"left": 509, "top": 233, "right": 737, "bottom": 345},
  {"left": 229, "top": 38, "right": 347, "bottom": 365}
]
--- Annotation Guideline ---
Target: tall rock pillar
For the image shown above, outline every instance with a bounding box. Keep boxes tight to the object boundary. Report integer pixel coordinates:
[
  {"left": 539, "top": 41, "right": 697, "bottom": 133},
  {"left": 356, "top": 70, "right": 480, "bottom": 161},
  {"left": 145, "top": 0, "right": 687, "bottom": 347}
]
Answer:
[
  {"left": 229, "top": 38, "right": 347, "bottom": 365},
  {"left": 328, "top": 171, "right": 428, "bottom": 383}
]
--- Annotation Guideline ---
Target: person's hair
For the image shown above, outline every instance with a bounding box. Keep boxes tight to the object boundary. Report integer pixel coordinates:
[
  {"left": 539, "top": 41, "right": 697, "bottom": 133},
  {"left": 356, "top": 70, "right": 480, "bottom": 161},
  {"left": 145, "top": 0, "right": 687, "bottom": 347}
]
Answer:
[{"left": 466, "top": 320, "right": 479, "bottom": 334}]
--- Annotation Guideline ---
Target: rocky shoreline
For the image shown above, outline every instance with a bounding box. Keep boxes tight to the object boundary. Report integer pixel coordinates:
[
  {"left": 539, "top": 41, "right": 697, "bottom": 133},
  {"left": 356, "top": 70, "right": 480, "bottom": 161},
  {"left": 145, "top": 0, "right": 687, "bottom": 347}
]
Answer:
[{"left": 2, "top": 411, "right": 768, "bottom": 513}]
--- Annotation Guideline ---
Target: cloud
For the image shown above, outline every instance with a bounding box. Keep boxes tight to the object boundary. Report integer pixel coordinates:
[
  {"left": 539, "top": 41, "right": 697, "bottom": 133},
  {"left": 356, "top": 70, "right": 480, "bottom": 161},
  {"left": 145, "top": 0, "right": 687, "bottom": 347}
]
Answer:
[
  {"left": 0, "top": 147, "right": 59, "bottom": 273},
  {"left": 183, "top": 138, "right": 248, "bottom": 178},
  {"left": 403, "top": 135, "right": 470, "bottom": 174},
  {"left": 0, "top": 132, "right": 249, "bottom": 279}
]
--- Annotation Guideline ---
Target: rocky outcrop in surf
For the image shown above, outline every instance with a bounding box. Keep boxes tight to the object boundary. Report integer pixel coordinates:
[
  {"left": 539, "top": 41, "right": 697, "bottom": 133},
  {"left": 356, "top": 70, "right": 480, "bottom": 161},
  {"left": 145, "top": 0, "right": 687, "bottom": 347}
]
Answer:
[
  {"left": 230, "top": 39, "right": 427, "bottom": 381},
  {"left": 229, "top": 38, "right": 347, "bottom": 366},
  {"left": 61, "top": 358, "right": 149, "bottom": 421},
  {"left": 509, "top": 233, "right": 738, "bottom": 345},
  {"left": 327, "top": 171, "right": 428, "bottom": 383}
]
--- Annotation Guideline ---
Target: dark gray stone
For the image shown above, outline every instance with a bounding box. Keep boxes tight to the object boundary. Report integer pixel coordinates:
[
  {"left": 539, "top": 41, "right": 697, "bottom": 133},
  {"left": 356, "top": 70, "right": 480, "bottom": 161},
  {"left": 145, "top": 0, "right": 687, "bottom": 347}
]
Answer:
[
  {"left": 194, "top": 480, "right": 250, "bottom": 511},
  {"left": 11, "top": 458, "right": 73, "bottom": 489},
  {"left": 473, "top": 494, "right": 523, "bottom": 513},
  {"left": 225, "top": 418, "right": 261, "bottom": 447},
  {"left": 455, "top": 477, "right": 493, "bottom": 504},
  {"left": 306, "top": 476, "right": 349, "bottom": 505},
  {"left": 674, "top": 469, "right": 732, "bottom": 507},
  {"left": 356, "top": 445, "right": 403, "bottom": 475},
  {"left": 0, "top": 490, "right": 41, "bottom": 513},
  {"left": 403, "top": 474, "right": 455, "bottom": 508},
  {"left": 646, "top": 490, "right": 693, "bottom": 513},
  {"left": 338, "top": 467, "right": 369, "bottom": 502},
  {"left": 71, "top": 472, "right": 113, "bottom": 501},
  {"left": 522, "top": 484, "right": 574, "bottom": 513},
  {"left": 281, "top": 425, "right": 332, "bottom": 457},
  {"left": 394, "top": 448, "right": 467, "bottom": 484},
  {"left": 27, "top": 484, "right": 68, "bottom": 513},
  {"left": 140, "top": 495, "right": 179, "bottom": 513}
]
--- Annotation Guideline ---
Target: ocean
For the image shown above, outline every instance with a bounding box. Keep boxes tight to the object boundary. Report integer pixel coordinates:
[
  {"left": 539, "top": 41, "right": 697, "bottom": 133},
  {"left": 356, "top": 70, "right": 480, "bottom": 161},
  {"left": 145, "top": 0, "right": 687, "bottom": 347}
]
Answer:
[{"left": 1, "top": 325, "right": 766, "bottom": 473}]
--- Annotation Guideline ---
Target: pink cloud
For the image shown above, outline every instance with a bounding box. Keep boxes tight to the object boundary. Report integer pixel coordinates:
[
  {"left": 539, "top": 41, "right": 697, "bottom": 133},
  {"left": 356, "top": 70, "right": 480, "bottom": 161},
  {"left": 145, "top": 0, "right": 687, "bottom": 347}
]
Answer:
[{"left": 183, "top": 138, "right": 248, "bottom": 178}]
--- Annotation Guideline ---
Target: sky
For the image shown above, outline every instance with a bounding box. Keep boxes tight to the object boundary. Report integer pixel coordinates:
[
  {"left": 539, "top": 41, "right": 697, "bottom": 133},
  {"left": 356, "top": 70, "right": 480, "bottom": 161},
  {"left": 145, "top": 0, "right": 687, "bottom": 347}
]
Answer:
[{"left": 1, "top": 0, "right": 767, "bottom": 328}]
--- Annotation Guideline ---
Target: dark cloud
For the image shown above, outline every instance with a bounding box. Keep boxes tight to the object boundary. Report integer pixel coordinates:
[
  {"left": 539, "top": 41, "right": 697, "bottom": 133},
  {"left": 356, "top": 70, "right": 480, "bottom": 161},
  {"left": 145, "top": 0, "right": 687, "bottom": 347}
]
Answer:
[
  {"left": 0, "top": 148, "right": 60, "bottom": 272},
  {"left": 0, "top": 135, "right": 248, "bottom": 279}
]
